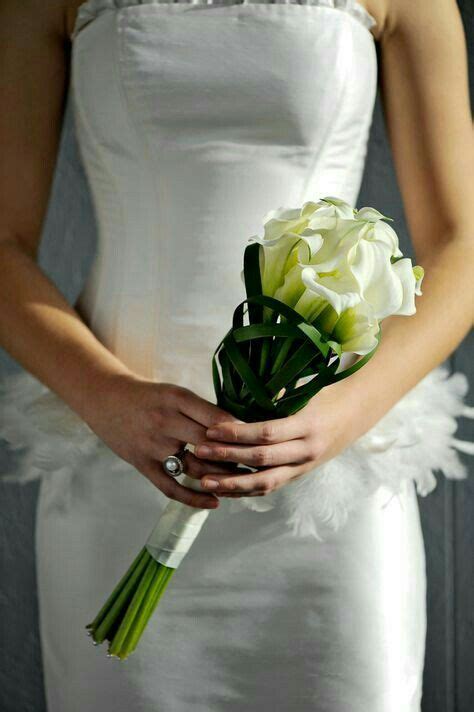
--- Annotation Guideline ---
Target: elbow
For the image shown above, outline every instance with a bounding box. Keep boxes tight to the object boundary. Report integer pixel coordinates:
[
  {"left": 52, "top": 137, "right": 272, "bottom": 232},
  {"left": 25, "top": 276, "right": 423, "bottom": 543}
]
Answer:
[{"left": 413, "top": 221, "right": 474, "bottom": 265}]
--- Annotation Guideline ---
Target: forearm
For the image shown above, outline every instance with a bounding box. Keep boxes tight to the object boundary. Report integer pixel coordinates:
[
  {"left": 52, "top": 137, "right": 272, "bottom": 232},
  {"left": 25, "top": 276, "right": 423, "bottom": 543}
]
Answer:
[
  {"left": 0, "top": 239, "right": 136, "bottom": 421},
  {"left": 346, "top": 230, "right": 474, "bottom": 432}
]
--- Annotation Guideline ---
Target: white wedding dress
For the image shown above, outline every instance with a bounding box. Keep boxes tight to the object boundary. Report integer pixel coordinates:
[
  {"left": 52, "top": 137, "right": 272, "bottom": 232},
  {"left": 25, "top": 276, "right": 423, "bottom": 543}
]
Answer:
[{"left": 1, "top": 1, "right": 472, "bottom": 711}]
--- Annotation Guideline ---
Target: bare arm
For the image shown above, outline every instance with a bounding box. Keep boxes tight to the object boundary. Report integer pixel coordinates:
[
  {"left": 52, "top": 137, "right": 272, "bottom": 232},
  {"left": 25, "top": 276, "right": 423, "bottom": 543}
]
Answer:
[
  {"left": 0, "top": 0, "right": 239, "bottom": 508},
  {"left": 0, "top": 0, "right": 132, "bottom": 416},
  {"left": 345, "top": 0, "right": 474, "bottom": 426}
]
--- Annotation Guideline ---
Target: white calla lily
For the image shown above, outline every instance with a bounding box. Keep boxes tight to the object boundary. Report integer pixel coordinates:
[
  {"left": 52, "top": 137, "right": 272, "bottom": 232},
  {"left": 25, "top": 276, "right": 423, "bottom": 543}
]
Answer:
[
  {"left": 250, "top": 231, "right": 323, "bottom": 297},
  {"left": 354, "top": 208, "right": 402, "bottom": 258},
  {"left": 303, "top": 196, "right": 356, "bottom": 231},
  {"left": 389, "top": 261, "right": 426, "bottom": 316},
  {"left": 300, "top": 265, "right": 361, "bottom": 316},
  {"left": 355, "top": 206, "right": 389, "bottom": 222},
  {"left": 273, "top": 263, "right": 306, "bottom": 310},
  {"left": 331, "top": 302, "right": 380, "bottom": 355},
  {"left": 258, "top": 206, "right": 309, "bottom": 242},
  {"left": 248, "top": 195, "right": 423, "bottom": 355},
  {"left": 290, "top": 288, "right": 327, "bottom": 323},
  {"left": 390, "top": 258, "right": 417, "bottom": 316},
  {"left": 350, "top": 239, "right": 404, "bottom": 319},
  {"left": 310, "top": 196, "right": 354, "bottom": 217},
  {"left": 304, "top": 220, "right": 360, "bottom": 271}
]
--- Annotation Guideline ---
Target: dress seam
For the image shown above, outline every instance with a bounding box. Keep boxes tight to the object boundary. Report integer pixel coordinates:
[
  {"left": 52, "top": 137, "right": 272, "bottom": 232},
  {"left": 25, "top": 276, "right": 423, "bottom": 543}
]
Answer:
[
  {"left": 338, "top": 30, "right": 378, "bottom": 201},
  {"left": 297, "top": 17, "right": 352, "bottom": 203},
  {"left": 115, "top": 9, "right": 164, "bottom": 379},
  {"left": 71, "top": 34, "right": 127, "bottom": 352}
]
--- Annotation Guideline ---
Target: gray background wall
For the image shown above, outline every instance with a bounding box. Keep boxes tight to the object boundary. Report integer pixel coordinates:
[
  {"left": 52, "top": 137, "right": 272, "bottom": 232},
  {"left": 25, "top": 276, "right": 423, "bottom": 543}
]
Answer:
[{"left": 0, "top": 2, "right": 472, "bottom": 710}]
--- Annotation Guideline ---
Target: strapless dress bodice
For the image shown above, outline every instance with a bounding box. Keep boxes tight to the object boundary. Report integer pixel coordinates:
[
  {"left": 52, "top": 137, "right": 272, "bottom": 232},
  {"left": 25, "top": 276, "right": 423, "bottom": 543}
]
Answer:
[{"left": 70, "top": 0, "right": 378, "bottom": 395}]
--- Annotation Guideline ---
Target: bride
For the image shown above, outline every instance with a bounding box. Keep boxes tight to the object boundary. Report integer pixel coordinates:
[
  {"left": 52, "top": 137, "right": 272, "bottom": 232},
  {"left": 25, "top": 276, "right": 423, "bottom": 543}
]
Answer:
[{"left": 0, "top": 0, "right": 473, "bottom": 710}]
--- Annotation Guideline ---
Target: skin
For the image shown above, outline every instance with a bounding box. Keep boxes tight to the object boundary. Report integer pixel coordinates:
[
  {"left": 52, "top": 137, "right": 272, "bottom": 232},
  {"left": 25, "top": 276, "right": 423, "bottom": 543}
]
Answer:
[{"left": 0, "top": 0, "right": 473, "bottom": 505}]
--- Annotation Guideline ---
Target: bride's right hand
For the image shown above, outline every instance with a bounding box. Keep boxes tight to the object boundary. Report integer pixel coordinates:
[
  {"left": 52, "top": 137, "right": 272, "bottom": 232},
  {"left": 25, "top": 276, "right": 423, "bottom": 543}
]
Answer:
[{"left": 82, "top": 374, "right": 242, "bottom": 509}]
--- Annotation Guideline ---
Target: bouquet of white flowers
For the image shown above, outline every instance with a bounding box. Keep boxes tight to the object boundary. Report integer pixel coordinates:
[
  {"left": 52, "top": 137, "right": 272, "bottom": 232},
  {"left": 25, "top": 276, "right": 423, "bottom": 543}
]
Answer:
[{"left": 86, "top": 196, "right": 424, "bottom": 659}]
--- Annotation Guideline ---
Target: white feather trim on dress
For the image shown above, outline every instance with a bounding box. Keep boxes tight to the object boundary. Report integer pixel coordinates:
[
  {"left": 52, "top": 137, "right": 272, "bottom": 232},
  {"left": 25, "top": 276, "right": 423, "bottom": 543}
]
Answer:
[{"left": 0, "top": 367, "right": 472, "bottom": 540}]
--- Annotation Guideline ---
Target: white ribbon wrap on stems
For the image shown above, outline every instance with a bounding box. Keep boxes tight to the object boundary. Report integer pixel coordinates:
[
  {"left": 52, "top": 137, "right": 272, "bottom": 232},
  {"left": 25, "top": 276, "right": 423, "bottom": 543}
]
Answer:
[{"left": 145, "top": 476, "right": 211, "bottom": 568}]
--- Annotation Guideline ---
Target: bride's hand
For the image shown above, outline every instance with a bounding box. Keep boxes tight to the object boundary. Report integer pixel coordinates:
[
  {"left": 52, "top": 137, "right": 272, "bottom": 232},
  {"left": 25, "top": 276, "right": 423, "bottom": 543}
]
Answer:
[
  {"left": 82, "top": 374, "right": 243, "bottom": 509},
  {"left": 193, "top": 379, "right": 364, "bottom": 497}
]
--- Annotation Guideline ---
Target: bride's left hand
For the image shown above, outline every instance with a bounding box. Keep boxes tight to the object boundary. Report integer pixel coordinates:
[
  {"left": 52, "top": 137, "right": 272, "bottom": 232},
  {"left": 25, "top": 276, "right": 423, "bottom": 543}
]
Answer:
[{"left": 193, "top": 380, "right": 364, "bottom": 497}]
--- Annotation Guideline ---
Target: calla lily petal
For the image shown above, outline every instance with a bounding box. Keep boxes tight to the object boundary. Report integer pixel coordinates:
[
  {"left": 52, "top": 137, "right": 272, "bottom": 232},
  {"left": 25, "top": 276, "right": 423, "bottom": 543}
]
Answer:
[
  {"left": 250, "top": 231, "right": 325, "bottom": 297},
  {"left": 351, "top": 240, "right": 404, "bottom": 319},
  {"left": 301, "top": 266, "right": 361, "bottom": 315},
  {"left": 391, "top": 258, "right": 417, "bottom": 316},
  {"left": 332, "top": 302, "right": 380, "bottom": 355},
  {"left": 274, "top": 263, "right": 306, "bottom": 309},
  {"left": 250, "top": 232, "right": 302, "bottom": 296},
  {"left": 318, "top": 196, "right": 355, "bottom": 218},
  {"left": 355, "top": 207, "right": 388, "bottom": 222}
]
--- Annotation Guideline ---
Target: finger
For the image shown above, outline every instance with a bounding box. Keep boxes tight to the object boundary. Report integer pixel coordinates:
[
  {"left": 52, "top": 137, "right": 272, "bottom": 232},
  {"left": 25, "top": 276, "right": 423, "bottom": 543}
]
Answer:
[
  {"left": 183, "top": 451, "right": 245, "bottom": 480},
  {"left": 205, "top": 414, "right": 305, "bottom": 445},
  {"left": 194, "top": 439, "right": 309, "bottom": 469},
  {"left": 200, "top": 465, "right": 300, "bottom": 495},
  {"left": 217, "top": 492, "right": 267, "bottom": 498},
  {"left": 146, "top": 441, "right": 244, "bottom": 489},
  {"left": 148, "top": 438, "right": 244, "bottom": 476},
  {"left": 177, "top": 389, "right": 244, "bottom": 429},
  {"left": 143, "top": 460, "right": 220, "bottom": 509}
]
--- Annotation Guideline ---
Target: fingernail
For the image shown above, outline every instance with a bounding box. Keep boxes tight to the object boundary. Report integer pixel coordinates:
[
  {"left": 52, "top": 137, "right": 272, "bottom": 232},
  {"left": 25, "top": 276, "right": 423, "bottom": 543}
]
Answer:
[
  {"left": 197, "top": 445, "right": 212, "bottom": 457},
  {"left": 203, "top": 479, "right": 219, "bottom": 489},
  {"left": 206, "top": 429, "right": 220, "bottom": 439}
]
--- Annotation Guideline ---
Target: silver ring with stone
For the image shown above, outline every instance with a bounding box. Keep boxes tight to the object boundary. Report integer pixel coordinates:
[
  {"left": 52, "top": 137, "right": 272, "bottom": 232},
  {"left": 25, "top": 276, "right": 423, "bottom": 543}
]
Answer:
[{"left": 162, "top": 445, "right": 188, "bottom": 478}]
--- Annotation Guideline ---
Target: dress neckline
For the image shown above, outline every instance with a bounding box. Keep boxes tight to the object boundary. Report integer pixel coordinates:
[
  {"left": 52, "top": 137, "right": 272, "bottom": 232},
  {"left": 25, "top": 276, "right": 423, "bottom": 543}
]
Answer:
[{"left": 72, "top": 0, "right": 378, "bottom": 41}]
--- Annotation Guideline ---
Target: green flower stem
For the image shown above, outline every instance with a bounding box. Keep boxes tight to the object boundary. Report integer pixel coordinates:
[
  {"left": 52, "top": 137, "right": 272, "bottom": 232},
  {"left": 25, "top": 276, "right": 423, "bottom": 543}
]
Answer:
[
  {"left": 258, "top": 337, "right": 271, "bottom": 378},
  {"left": 118, "top": 565, "right": 166, "bottom": 657},
  {"left": 118, "top": 565, "right": 175, "bottom": 659},
  {"left": 108, "top": 555, "right": 157, "bottom": 657},
  {"left": 257, "top": 305, "right": 278, "bottom": 379},
  {"left": 90, "top": 548, "right": 150, "bottom": 644},
  {"left": 86, "top": 547, "right": 147, "bottom": 632},
  {"left": 269, "top": 337, "right": 294, "bottom": 377}
]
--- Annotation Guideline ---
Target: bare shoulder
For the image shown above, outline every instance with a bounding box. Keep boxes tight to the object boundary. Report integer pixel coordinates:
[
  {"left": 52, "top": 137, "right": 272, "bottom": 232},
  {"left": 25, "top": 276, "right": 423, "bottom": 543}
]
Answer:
[
  {"left": 371, "top": 0, "right": 472, "bottom": 256},
  {"left": 364, "top": 0, "right": 463, "bottom": 43},
  {"left": 363, "top": 1, "right": 390, "bottom": 42},
  {"left": 380, "top": 0, "right": 463, "bottom": 39}
]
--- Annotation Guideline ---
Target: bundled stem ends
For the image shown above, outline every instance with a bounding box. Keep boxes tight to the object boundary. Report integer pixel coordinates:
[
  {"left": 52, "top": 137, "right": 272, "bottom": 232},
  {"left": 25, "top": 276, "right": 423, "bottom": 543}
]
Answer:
[{"left": 86, "top": 547, "right": 175, "bottom": 660}]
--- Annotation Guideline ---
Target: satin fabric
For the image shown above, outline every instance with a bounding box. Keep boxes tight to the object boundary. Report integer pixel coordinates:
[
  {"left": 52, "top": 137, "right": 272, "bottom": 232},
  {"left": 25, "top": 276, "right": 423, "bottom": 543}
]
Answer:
[{"left": 36, "top": 2, "right": 427, "bottom": 710}]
